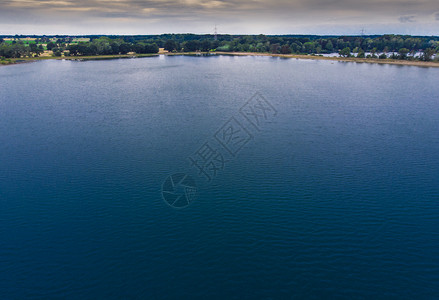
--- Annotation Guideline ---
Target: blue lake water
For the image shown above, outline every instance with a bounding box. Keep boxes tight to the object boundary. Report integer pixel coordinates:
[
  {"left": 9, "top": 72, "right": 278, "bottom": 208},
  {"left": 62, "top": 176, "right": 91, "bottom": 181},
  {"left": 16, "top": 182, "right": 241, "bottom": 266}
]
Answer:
[{"left": 1, "top": 56, "right": 439, "bottom": 299}]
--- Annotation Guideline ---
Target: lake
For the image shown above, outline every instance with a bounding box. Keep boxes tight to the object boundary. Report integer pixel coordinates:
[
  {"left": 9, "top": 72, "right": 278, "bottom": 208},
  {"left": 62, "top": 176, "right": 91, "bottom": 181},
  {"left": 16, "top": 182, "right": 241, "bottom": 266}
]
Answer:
[{"left": 1, "top": 55, "right": 439, "bottom": 299}]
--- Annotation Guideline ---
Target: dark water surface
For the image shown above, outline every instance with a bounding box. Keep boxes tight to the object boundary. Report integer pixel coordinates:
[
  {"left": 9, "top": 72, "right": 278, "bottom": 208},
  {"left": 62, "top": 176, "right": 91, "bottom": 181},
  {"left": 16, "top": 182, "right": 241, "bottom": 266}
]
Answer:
[{"left": 1, "top": 56, "right": 439, "bottom": 299}]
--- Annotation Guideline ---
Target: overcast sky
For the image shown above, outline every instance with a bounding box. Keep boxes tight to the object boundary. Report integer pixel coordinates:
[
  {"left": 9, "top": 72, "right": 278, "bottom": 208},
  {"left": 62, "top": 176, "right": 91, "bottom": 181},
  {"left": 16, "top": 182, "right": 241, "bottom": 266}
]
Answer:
[{"left": 1, "top": 0, "right": 438, "bottom": 35}]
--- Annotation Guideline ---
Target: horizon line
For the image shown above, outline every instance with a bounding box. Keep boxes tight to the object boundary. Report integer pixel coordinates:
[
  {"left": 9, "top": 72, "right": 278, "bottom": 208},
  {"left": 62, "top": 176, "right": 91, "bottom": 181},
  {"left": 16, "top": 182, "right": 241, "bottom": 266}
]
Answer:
[{"left": 2, "top": 33, "right": 439, "bottom": 38}]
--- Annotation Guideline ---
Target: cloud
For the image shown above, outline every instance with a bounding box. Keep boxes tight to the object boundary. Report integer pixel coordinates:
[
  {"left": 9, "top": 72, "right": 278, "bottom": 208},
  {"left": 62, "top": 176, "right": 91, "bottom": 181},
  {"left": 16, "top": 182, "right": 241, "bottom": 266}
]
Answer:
[
  {"left": 399, "top": 15, "right": 416, "bottom": 23},
  {"left": 3, "top": 0, "right": 439, "bottom": 17},
  {"left": 1, "top": 0, "right": 439, "bottom": 34}
]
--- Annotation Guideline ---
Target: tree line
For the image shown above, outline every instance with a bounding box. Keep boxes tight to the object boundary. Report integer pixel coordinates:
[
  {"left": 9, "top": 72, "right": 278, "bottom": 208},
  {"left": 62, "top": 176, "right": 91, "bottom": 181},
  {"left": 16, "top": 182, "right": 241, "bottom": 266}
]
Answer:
[
  {"left": 66, "top": 37, "right": 159, "bottom": 56},
  {"left": 1, "top": 34, "right": 438, "bottom": 61},
  {"left": 0, "top": 41, "right": 44, "bottom": 58},
  {"left": 140, "top": 33, "right": 438, "bottom": 60},
  {"left": 0, "top": 37, "right": 159, "bottom": 58}
]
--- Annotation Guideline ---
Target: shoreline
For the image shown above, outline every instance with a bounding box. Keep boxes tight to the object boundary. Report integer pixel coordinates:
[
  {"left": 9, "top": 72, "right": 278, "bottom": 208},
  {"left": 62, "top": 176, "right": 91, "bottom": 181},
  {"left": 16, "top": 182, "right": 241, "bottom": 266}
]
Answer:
[
  {"left": 215, "top": 52, "right": 439, "bottom": 68},
  {"left": 1, "top": 53, "right": 159, "bottom": 66},
  {"left": 2, "top": 51, "right": 439, "bottom": 68}
]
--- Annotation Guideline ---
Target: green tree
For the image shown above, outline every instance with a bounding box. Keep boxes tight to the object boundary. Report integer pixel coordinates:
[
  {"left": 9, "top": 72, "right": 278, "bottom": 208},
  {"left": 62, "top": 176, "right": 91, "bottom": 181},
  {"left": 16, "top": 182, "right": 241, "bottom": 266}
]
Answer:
[
  {"left": 92, "top": 37, "right": 112, "bottom": 55},
  {"left": 119, "top": 42, "right": 132, "bottom": 54},
  {"left": 303, "top": 42, "right": 315, "bottom": 53},
  {"left": 325, "top": 40, "right": 334, "bottom": 52},
  {"left": 216, "top": 44, "right": 231, "bottom": 52},
  {"left": 339, "top": 47, "right": 351, "bottom": 57},
  {"left": 164, "top": 40, "right": 177, "bottom": 51},
  {"left": 46, "top": 42, "right": 56, "bottom": 50},
  {"left": 211, "top": 40, "right": 220, "bottom": 49},
  {"left": 421, "top": 48, "right": 435, "bottom": 61},
  {"left": 280, "top": 44, "right": 291, "bottom": 54},
  {"left": 200, "top": 40, "right": 211, "bottom": 51},
  {"left": 144, "top": 43, "right": 159, "bottom": 53},
  {"left": 29, "top": 43, "right": 38, "bottom": 53},
  {"left": 270, "top": 43, "right": 280, "bottom": 54},
  {"left": 184, "top": 40, "right": 200, "bottom": 52},
  {"left": 52, "top": 48, "right": 62, "bottom": 57},
  {"left": 398, "top": 48, "right": 409, "bottom": 60},
  {"left": 67, "top": 44, "right": 79, "bottom": 56},
  {"left": 29, "top": 43, "right": 43, "bottom": 56},
  {"left": 315, "top": 45, "right": 322, "bottom": 54},
  {"left": 290, "top": 42, "right": 302, "bottom": 53}
]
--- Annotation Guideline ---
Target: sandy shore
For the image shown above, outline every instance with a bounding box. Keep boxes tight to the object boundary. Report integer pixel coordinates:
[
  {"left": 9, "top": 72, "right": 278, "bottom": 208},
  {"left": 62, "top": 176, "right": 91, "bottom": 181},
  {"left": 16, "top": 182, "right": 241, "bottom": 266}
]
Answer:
[
  {"left": 3, "top": 51, "right": 439, "bottom": 68},
  {"left": 214, "top": 52, "right": 439, "bottom": 68}
]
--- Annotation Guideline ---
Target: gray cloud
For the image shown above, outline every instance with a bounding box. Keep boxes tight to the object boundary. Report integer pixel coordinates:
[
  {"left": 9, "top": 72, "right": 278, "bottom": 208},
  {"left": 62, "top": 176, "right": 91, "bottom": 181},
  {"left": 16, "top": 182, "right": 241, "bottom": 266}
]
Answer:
[
  {"left": 0, "top": 0, "right": 438, "bottom": 35},
  {"left": 399, "top": 15, "right": 416, "bottom": 23}
]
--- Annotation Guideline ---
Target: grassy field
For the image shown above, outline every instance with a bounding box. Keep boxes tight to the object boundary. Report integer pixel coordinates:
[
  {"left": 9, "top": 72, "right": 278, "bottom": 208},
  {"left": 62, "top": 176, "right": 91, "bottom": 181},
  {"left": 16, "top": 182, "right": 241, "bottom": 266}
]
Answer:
[{"left": 3, "top": 40, "right": 38, "bottom": 45}]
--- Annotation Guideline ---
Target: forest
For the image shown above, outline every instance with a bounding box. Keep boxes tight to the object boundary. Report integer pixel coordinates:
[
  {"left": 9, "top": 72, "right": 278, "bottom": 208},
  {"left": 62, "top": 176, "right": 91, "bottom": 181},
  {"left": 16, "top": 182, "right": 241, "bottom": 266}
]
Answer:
[{"left": 1, "top": 34, "right": 438, "bottom": 61}]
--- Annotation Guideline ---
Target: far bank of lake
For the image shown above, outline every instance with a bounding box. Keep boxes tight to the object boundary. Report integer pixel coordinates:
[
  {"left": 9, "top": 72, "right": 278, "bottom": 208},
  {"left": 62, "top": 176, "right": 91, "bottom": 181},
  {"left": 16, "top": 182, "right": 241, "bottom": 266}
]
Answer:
[{"left": 3, "top": 51, "right": 439, "bottom": 68}]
